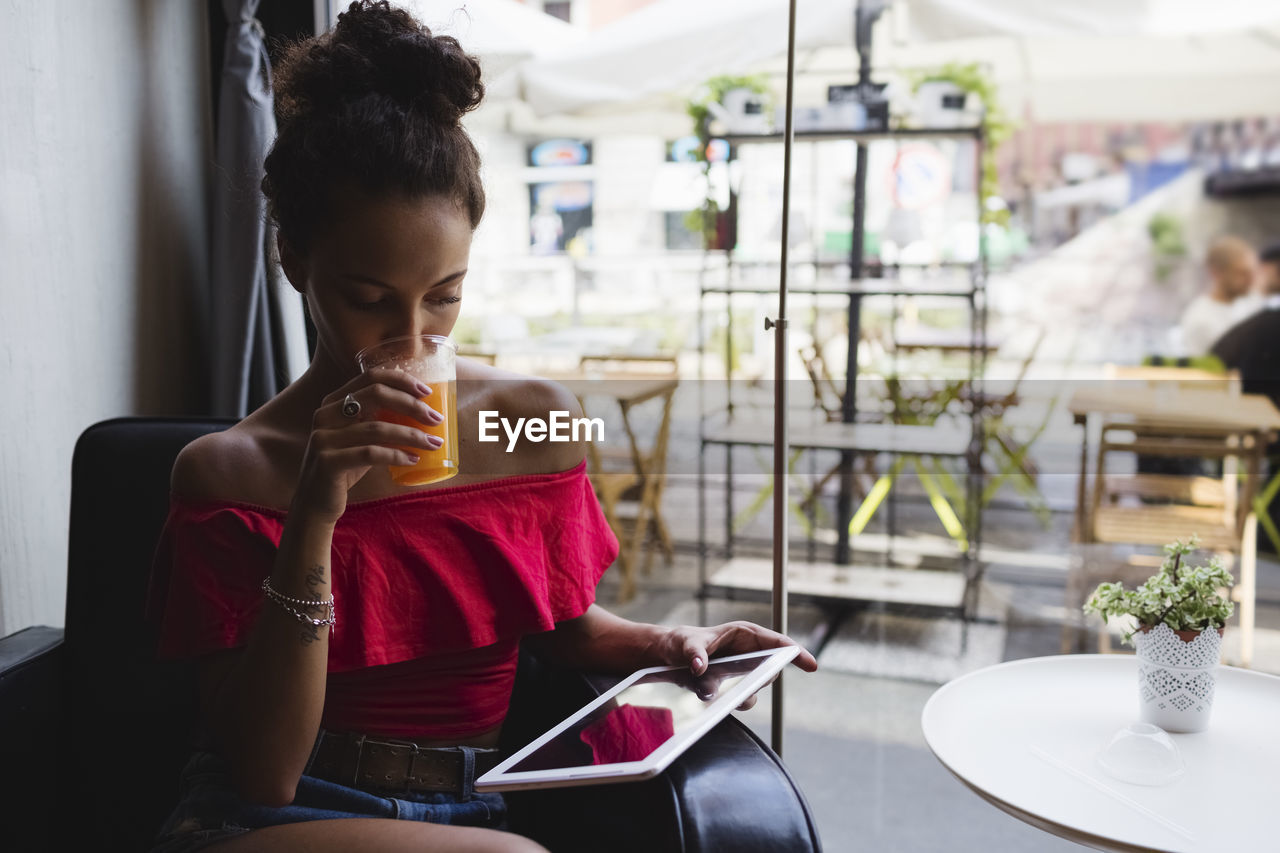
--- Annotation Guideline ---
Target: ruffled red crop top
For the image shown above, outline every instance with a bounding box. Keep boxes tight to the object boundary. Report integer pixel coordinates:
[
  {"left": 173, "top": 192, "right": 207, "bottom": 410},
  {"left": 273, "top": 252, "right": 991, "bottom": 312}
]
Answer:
[{"left": 147, "top": 461, "right": 618, "bottom": 738}]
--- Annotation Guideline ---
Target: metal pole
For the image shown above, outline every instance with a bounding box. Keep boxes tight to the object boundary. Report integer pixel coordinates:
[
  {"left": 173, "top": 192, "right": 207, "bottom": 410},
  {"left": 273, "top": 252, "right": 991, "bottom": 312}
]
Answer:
[
  {"left": 836, "top": 1, "right": 879, "bottom": 564},
  {"left": 768, "top": 0, "right": 799, "bottom": 759},
  {"left": 836, "top": 138, "right": 867, "bottom": 565}
]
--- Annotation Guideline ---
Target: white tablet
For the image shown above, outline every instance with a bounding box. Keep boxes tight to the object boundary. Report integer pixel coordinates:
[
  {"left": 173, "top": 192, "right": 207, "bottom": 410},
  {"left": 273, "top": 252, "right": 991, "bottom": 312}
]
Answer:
[{"left": 476, "top": 646, "right": 799, "bottom": 792}]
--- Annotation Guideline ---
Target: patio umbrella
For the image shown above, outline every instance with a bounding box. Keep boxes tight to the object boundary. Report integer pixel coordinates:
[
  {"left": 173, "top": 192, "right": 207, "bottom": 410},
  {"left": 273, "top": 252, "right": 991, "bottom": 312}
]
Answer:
[
  {"left": 508, "top": 0, "right": 844, "bottom": 120},
  {"left": 875, "top": 1, "right": 1280, "bottom": 123},
  {"left": 397, "top": 0, "right": 582, "bottom": 80},
  {"left": 506, "top": 0, "right": 1280, "bottom": 124}
]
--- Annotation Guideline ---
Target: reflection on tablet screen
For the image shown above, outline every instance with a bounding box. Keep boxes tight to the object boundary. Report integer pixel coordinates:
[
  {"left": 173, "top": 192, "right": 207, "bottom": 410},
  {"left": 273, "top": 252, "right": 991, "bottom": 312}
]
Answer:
[{"left": 508, "top": 657, "right": 760, "bottom": 771}]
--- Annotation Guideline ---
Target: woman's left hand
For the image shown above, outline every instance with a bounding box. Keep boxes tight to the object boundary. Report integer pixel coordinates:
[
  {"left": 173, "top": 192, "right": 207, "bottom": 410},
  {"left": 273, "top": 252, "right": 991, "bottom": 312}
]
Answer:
[{"left": 654, "top": 621, "right": 819, "bottom": 710}]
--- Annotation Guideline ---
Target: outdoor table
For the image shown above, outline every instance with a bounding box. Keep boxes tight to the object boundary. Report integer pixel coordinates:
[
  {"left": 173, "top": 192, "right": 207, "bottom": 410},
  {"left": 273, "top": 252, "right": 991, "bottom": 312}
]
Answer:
[
  {"left": 701, "top": 417, "right": 971, "bottom": 457},
  {"left": 554, "top": 373, "right": 680, "bottom": 600},
  {"left": 701, "top": 415, "right": 989, "bottom": 631},
  {"left": 891, "top": 327, "right": 1003, "bottom": 354},
  {"left": 922, "top": 654, "right": 1280, "bottom": 852},
  {"left": 554, "top": 375, "right": 678, "bottom": 412},
  {"left": 702, "top": 417, "right": 975, "bottom": 549},
  {"left": 1068, "top": 385, "right": 1280, "bottom": 536},
  {"left": 1067, "top": 384, "right": 1280, "bottom": 548}
]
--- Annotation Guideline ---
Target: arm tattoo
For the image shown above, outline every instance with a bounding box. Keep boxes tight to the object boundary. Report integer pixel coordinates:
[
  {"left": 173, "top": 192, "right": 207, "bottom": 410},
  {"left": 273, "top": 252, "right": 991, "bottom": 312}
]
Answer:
[
  {"left": 304, "top": 564, "right": 327, "bottom": 601},
  {"left": 297, "top": 564, "right": 329, "bottom": 646}
]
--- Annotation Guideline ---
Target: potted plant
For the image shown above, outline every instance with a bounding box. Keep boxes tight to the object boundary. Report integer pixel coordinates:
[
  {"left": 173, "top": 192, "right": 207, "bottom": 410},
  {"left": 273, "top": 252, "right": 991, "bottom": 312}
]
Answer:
[
  {"left": 684, "top": 74, "right": 771, "bottom": 250},
  {"left": 1083, "top": 538, "right": 1234, "bottom": 732},
  {"left": 907, "top": 62, "right": 1014, "bottom": 227}
]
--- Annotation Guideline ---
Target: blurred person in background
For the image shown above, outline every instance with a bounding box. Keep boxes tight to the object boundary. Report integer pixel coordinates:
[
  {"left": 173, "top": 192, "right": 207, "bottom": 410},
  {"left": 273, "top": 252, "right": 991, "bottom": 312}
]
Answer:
[
  {"left": 1177, "top": 236, "right": 1260, "bottom": 355},
  {"left": 1212, "top": 241, "right": 1280, "bottom": 552},
  {"left": 1212, "top": 242, "right": 1280, "bottom": 408}
]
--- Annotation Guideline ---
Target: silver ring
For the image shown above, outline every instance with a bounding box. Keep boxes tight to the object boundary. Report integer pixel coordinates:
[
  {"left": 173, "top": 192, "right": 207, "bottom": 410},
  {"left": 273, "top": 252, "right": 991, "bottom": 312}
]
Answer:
[{"left": 341, "top": 393, "right": 362, "bottom": 419}]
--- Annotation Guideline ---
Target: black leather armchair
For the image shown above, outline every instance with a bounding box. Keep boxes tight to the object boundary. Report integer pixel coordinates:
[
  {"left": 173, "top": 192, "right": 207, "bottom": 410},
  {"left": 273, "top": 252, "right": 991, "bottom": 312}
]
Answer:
[{"left": 0, "top": 418, "right": 821, "bottom": 852}]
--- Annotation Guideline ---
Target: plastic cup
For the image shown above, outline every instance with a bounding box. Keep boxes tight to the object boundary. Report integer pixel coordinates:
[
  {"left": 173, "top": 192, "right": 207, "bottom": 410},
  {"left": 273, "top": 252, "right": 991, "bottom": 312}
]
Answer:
[
  {"left": 355, "top": 334, "right": 458, "bottom": 486},
  {"left": 1096, "top": 722, "right": 1185, "bottom": 786}
]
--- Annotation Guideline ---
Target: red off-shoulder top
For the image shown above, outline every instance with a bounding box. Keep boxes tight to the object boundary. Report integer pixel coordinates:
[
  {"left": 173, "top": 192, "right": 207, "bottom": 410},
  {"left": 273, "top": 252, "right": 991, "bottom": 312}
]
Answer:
[{"left": 146, "top": 461, "right": 618, "bottom": 738}]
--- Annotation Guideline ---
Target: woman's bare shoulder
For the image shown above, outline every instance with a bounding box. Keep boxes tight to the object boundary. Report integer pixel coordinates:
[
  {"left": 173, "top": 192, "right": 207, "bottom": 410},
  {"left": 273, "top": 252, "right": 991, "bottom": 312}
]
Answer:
[
  {"left": 170, "top": 427, "right": 262, "bottom": 502},
  {"left": 170, "top": 409, "right": 301, "bottom": 506},
  {"left": 457, "top": 360, "right": 586, "bottom": 473},
  {"left": 459, "top": 360, "right": 582, "bottom": 414}
]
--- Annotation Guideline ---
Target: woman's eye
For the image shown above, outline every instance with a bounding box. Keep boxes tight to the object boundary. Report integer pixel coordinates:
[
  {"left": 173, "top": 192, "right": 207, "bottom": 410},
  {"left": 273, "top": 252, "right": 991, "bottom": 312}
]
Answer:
[
  {"left": 351, "top": 299, "right": 386, "bottom": 311},
  {"left": 429, "top": 295, "right": 461, "bottom": 307}
]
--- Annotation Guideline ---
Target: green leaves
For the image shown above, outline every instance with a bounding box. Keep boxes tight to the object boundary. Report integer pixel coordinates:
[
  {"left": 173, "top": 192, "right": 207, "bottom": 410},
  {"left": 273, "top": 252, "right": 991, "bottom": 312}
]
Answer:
[
  {"left": 686, "top": 74, "right": 772, "bottom": 143},
  {"left": 684, "top": 75, "right": 771, "bottom": 250},
  {"left": 1082, "top": 537, "right": 1235, "bottom": 645},
  {"left": 909, "top": 62, "right": 1014, "bottom": 226},
  {"left": 1148, "top": 213, "right": 1188, "bottom": 283}
]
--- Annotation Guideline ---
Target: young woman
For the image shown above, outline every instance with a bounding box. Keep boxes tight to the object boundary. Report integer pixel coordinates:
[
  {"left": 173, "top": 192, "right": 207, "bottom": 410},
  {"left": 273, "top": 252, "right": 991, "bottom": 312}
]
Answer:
[{"left": 148, "top": 4, "right": 816, "bottom": 851}]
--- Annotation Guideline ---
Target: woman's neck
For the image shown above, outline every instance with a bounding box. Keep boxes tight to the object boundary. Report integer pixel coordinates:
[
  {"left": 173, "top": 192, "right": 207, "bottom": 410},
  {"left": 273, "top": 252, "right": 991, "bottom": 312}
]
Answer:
[{"left": 276, "top": 354, "right": 358, "bottom": 424}]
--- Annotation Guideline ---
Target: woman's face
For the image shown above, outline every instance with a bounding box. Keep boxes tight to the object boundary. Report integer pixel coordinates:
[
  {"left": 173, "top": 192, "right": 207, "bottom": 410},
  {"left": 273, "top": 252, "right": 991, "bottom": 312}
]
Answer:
[{"left": 283, "top": 189, "right": 474, "bottom": 379}]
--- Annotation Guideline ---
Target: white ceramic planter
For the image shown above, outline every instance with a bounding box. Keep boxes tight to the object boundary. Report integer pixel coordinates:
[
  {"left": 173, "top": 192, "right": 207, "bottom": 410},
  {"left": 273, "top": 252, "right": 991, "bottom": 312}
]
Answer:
[{"left": 1134, "top": 623, "right": 1222, "bottom": 733}]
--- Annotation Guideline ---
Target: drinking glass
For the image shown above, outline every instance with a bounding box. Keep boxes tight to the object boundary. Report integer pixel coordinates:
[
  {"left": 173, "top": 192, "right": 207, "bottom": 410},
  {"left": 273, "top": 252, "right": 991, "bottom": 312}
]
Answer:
[{"left": 355, "top": 334, "right": 458, "bottom": 486}]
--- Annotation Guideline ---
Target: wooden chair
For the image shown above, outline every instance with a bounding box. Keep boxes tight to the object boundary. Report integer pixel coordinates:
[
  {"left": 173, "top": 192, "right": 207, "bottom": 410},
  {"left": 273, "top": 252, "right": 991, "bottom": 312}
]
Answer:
[
  {"left": 578, "top": 355, "right": 679, "bottom": 602},
  {"left": 796, "top": 335, "right": 971, "bottom": 547},
  {"left": 457, "top": 348, "right": 497, "bottom": 365},
  {"left": 795, "top": 335, "right": 901, "bottom": 513},
  {"left": 800, "top": 337, "right": 847, "bottom": 424},
  {"left": 966, "top": 327, "right": 1052, "bottom": 524},
  {"left": 1115, "top": 363, "right": 1280, "bottom": 553},
  {"left": 1073, "top": 419, "right": 1260, "bottom": 666}
]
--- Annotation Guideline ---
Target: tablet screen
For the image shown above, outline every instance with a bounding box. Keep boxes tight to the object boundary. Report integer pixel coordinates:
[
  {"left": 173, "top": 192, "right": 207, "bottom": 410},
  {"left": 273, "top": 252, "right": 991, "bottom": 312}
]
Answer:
[{"left": 507, "top": 654, "right": 764, "bottom": 772}]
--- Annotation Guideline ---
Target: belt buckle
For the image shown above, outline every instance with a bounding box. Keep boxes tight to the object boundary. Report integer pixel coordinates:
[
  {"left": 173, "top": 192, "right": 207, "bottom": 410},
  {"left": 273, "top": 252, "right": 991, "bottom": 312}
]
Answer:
[
  {"left": 380, "top": 738, "right": 423, "bottom": 794},
  {"left": 347, "top": 733, "right": 367, "bottom": 789}
]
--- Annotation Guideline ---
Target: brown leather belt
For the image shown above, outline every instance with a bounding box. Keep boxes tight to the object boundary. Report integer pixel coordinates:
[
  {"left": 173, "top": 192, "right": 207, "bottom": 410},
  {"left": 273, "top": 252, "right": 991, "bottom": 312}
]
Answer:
[{"left": 306, "top": 731, "right": 503, "bottom": 796}]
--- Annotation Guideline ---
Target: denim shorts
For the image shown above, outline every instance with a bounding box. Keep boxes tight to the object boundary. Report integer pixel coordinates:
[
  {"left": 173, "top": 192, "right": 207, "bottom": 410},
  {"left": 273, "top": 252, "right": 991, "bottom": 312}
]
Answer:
[{"left": 150, "top": 750, "right": 508, "bottom": 853}]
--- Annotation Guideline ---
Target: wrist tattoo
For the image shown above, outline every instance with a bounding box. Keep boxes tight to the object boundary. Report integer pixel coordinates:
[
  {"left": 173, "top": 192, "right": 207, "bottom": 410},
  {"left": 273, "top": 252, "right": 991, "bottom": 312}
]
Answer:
[
  {"left": 300, "top": 623, "right": 321, "bottom": 646},
  {"left": 304, "top": 564, "right": 327, "bottom": 600},
  {"left": 300, "top": 565, "right": 330, "bottom": 646}
]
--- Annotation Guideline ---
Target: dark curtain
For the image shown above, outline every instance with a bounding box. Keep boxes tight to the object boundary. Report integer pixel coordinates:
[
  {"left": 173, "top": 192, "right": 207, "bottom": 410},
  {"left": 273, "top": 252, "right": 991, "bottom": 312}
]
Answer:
[{"left": 207, "top": 0, "right": 310, "bottom": 417}]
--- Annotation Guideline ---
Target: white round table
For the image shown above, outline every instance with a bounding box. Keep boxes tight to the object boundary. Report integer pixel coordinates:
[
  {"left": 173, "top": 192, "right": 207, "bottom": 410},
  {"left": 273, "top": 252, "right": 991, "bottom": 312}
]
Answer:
[{"left": 922, "top": 655, "right": 1280, "bottom": 853}]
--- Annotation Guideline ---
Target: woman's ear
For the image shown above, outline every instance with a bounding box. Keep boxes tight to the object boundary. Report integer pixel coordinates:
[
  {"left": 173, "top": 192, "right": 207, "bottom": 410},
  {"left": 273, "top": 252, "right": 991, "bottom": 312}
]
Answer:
[{"left": 278, "top": 232, "right": 307, "bottom": 294}]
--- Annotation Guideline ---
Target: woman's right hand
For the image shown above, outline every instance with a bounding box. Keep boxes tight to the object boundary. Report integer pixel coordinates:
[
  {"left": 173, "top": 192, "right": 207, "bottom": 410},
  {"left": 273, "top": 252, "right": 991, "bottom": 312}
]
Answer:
[{"left": 291, "top": 367, "right": 444, "bottom": 522}]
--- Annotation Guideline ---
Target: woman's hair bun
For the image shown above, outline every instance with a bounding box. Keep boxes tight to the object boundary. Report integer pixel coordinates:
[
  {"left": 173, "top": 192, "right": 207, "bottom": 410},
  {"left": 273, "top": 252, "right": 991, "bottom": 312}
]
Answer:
[
  {"left": 280, "top": 1, "right": 483, "bottom": 128},
  {"left": 266, "top": 1, "right": 488, "bottom": 249}
]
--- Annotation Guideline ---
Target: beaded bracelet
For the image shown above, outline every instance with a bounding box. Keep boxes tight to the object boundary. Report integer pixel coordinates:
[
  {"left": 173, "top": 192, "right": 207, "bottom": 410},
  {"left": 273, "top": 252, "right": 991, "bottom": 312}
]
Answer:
[{"left": 262, "top": 576, "right": 336, "bottom": 633}]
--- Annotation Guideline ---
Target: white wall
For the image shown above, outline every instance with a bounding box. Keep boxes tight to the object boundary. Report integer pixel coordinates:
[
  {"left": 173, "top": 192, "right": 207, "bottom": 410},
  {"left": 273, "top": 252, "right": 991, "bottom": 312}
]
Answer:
[{"left": 0, "top": 1, "right": 211, "bottom": 635}]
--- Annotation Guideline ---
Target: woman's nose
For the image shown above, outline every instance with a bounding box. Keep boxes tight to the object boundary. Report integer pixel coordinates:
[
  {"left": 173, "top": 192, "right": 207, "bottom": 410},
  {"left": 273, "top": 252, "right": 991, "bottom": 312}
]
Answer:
[{"left": 390, "top": 309, "right": 428, "bottom": 341}]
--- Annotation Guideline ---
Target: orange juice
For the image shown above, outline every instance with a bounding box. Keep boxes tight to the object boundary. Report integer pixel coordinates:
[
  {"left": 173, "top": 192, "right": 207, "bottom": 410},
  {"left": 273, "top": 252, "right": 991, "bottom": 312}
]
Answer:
[
  {"left": 355, "top": 334, "right": 459, "bottom": 487},
  {"left": 384, "top": 379, "right": 458, "bottom": 486}
]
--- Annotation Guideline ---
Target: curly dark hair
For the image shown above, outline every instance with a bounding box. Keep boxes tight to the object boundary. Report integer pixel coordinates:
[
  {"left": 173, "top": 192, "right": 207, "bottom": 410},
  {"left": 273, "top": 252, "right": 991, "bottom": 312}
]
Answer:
[{"left": 262, "top": 1, "right": 486, "bottom": 252}]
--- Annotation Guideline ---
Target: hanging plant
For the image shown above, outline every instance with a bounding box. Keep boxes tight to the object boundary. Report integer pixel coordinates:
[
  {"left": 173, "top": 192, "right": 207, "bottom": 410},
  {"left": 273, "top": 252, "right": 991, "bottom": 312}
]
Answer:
[
  {"left": 1148, "top": 212, "right": 1188, "bottom": 283},
  {"left": 685, "top": 74, "right": 772, "bottom": 249},
  {"left": 909, "top": 63, "right": 1014, "bottom": 225}
]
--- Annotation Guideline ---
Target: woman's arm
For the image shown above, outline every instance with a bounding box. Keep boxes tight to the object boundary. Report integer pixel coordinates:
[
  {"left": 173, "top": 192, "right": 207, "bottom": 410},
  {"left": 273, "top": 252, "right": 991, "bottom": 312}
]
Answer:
[
  {"left": 514, "top": 381, "right": 817, "bottom": 678},
  {"left": 524, "top": 604, "right": 665, "bottom": 674},
  {"left": 528, "top": 604, "right": 819, "bottom": 677},
  {"left": 189, "top": 368, "right": 443, "bottom": 806},
  {"left": 198, "top": 517, "right": 337, "bottom": 806}
]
